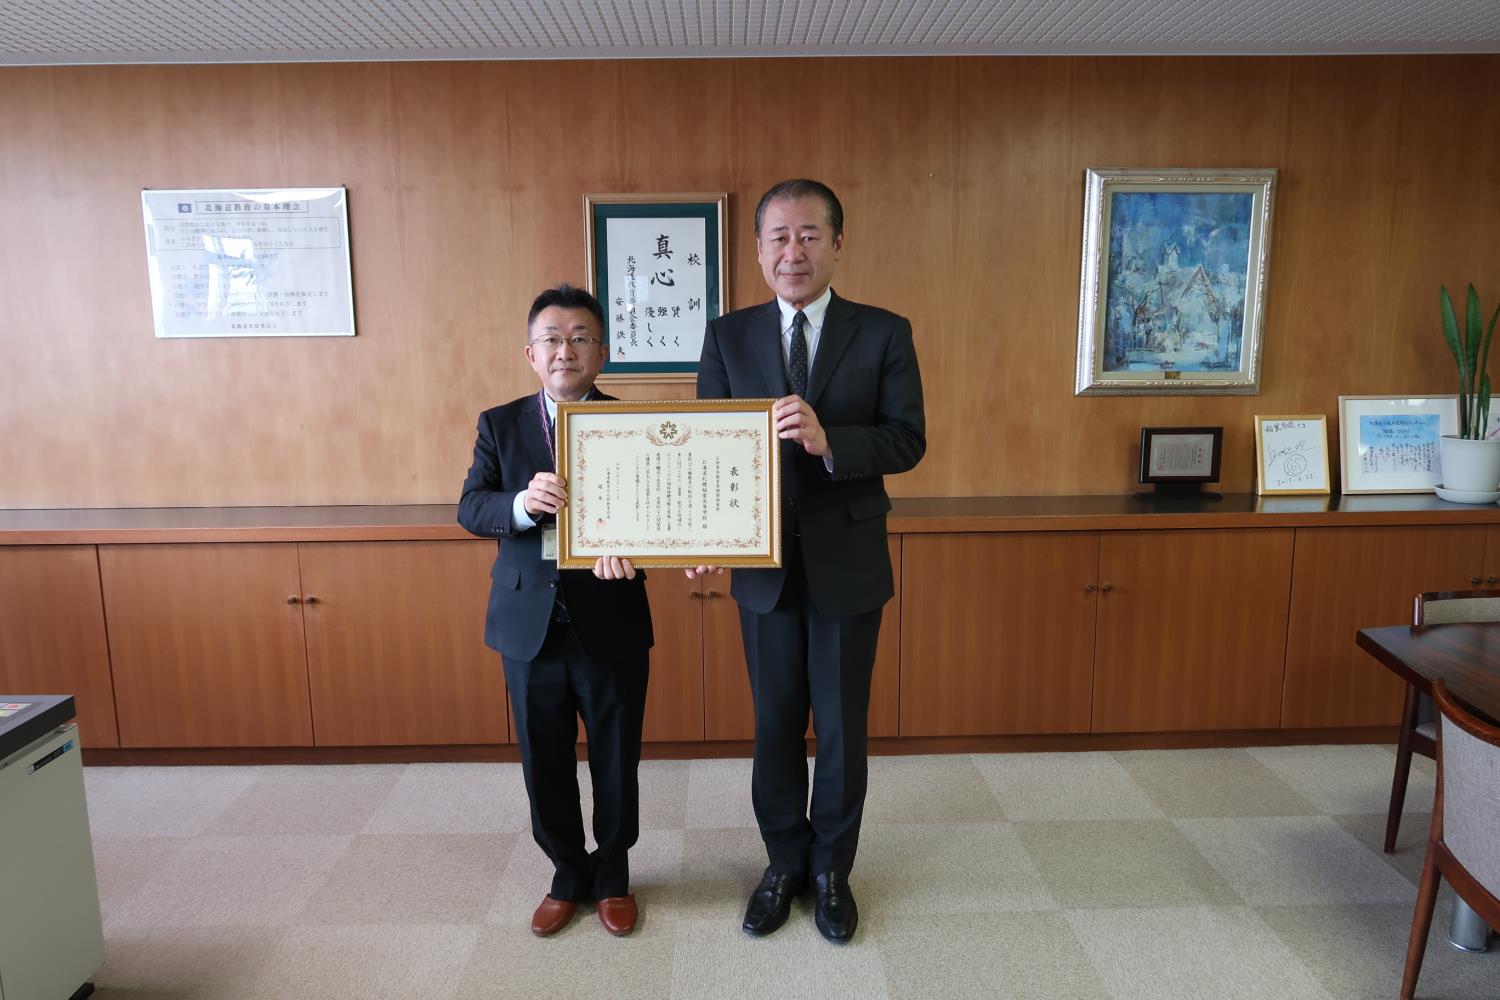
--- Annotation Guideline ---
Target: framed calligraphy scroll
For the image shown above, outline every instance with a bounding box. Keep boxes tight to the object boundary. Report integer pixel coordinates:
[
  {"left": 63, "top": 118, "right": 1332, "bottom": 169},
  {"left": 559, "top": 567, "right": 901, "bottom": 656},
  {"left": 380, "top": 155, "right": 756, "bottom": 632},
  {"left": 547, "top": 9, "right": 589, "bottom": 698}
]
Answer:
[
  {"left": 584, "top": 192, "right": 728, "bottom": 382},
  {"left": 555, "top": 398, "right": 780, "bottom": 569},
  {"left": 1337, "top": 394, "right": 1458, "bottom": 494},
  {"left": 1253, "top": 414, "right": 1330, "bottom": 495}
]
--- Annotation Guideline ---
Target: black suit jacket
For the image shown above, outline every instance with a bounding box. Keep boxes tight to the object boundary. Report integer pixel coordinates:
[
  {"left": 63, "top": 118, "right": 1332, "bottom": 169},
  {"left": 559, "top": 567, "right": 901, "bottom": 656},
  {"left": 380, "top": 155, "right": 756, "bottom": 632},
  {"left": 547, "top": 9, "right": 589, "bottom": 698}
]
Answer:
[
  {"left": 458, "top": 390, "right": 653, "bottom": 663},
  {"left": 697, "top": 292, "right": 925, "bottom": 616}
]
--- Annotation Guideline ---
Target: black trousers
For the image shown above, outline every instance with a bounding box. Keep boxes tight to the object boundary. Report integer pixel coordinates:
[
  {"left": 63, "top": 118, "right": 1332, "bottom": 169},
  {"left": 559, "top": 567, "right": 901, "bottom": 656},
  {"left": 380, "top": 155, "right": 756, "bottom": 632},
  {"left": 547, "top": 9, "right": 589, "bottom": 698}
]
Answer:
[
  {"left": 740, "top": 546, "right": 882, "bottom": 878},
  {"left": 502, "top": 618, "right": 649, "bottom": 901}
]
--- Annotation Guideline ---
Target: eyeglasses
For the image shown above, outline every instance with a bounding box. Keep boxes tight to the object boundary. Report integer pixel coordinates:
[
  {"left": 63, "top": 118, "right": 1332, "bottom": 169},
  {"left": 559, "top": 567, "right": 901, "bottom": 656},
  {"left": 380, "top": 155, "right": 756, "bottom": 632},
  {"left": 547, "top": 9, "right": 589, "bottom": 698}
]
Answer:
[{"left": 529, "top": 335, "right": 602, "bottom": 350}]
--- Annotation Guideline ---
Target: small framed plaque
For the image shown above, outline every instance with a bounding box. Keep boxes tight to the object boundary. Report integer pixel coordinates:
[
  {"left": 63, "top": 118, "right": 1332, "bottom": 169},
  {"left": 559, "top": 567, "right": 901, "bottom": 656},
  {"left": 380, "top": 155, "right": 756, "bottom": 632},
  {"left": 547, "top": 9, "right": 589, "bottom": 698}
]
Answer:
[
  {"left": 1139, "top": 426, "right": 1224, "bottom": 483},
  {"left": 556, "top": 398, "right": 781, "bottom": 569}
]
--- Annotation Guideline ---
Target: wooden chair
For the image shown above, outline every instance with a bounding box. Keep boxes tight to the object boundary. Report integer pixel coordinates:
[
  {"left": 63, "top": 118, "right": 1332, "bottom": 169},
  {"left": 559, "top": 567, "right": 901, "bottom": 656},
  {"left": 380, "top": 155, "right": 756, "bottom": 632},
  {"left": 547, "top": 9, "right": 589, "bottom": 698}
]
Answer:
[
  {"left": 1385, "top": 590, "right": 1500, "bottom": 854},
  {"left": 1400, "top": 680, "right": 1500, "bottom": 999}
]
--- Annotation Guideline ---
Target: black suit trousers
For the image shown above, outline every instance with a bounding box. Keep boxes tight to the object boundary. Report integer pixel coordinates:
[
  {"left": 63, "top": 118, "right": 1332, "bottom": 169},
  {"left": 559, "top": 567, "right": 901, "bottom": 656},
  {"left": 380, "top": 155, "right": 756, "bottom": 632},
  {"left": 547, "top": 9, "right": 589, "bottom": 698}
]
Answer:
[
  {"left": 740, "top": 544, "right": 882, "bottom": 878},
  {"left": 502, "top": 619, "right": 649, "bottom": 901}
]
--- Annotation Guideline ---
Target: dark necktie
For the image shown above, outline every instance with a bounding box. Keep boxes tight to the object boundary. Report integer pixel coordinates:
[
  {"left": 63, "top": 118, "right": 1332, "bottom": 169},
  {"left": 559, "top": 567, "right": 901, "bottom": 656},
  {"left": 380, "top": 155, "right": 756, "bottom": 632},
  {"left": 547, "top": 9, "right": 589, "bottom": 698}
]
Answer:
[{"left": 788, "top": 310, "right": 809, "bottom": 398}]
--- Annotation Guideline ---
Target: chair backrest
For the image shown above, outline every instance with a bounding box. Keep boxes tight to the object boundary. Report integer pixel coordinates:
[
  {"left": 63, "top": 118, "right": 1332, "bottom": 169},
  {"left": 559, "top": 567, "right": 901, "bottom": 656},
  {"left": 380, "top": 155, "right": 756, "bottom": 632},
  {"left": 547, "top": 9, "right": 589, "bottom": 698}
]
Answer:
[
  {"left": 1434, "top": 682, "right": 1500, "bottom": 897},
  {"left": 1414, "top": 589, "right": 1500, "bottom": 627}
]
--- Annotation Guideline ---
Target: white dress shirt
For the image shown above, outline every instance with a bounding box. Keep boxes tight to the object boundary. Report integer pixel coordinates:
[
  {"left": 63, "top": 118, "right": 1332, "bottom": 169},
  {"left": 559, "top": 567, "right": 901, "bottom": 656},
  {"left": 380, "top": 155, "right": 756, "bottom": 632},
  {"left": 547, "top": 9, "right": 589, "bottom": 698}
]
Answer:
[
  {"left": 775, "top": 287, "right": 836, "bottom": 473},
  {"left": 776, "top": 285, "right": 832, "bottom": 374}
]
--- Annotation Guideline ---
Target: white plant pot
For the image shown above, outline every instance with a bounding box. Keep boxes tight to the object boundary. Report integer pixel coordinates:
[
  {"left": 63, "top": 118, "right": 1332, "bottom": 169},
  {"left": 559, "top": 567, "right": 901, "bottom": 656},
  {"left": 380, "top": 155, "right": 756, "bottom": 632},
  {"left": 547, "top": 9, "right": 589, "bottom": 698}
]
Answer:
[{"left": 1439, "top": 435, "right": 1500, "bottom": 494}]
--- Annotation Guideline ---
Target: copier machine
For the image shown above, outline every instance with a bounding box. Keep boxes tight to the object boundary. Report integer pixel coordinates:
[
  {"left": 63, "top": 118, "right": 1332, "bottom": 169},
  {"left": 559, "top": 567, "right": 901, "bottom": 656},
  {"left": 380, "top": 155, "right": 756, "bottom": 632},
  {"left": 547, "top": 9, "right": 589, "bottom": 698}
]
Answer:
[{"left": 0, "top": 696, "right": 104, "bottom": 1000}]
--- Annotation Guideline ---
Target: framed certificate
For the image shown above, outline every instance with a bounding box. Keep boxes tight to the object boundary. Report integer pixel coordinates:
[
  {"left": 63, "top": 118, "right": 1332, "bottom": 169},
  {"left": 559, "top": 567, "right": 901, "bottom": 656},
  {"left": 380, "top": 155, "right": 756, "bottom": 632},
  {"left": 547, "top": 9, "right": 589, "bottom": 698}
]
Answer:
[
  {"left": 1138, "top": 426, "right": 1223, "bottom": 482},
  {"left": 556, "top": 398, "right": 781, "bottom": 569}
]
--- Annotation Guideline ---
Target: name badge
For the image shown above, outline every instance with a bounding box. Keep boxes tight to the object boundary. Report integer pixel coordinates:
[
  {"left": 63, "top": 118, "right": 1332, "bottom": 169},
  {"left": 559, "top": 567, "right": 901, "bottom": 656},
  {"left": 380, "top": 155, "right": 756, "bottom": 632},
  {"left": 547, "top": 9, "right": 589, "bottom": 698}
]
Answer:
[{"left": 542, "top": 526, "right": 558, "bottom": 561}]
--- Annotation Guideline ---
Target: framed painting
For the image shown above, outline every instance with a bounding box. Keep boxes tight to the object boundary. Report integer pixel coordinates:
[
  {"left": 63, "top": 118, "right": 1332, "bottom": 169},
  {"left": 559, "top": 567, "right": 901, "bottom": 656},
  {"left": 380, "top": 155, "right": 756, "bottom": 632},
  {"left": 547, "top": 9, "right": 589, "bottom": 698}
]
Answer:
[
  {"left": 584, "top": 192, "right": 727, "bottom": 382},
  {"left": 1075, "top": 168, "right": 1276, "bottom": 395},
  {"left": 1337, "top": 395, "right": 1459, "bottom": 494}
]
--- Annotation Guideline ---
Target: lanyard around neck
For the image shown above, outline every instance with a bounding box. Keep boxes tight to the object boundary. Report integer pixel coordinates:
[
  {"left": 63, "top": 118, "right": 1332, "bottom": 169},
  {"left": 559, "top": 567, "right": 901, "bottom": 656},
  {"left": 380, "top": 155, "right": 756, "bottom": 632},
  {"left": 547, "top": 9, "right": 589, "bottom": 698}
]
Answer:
[{"left": 537, "top": 390, "right": 555, "bottom": 471}]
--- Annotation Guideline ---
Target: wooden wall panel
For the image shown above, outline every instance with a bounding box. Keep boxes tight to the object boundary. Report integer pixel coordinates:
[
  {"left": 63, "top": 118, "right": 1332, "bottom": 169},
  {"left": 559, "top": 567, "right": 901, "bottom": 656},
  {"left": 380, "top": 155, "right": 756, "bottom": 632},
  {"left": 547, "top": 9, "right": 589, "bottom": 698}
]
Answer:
[
  {"left": 0, "top": 546, "right": 118, "bottom": 748},
  {"left": 2, "top": 56, "right": 1498, "bottom": 507}
]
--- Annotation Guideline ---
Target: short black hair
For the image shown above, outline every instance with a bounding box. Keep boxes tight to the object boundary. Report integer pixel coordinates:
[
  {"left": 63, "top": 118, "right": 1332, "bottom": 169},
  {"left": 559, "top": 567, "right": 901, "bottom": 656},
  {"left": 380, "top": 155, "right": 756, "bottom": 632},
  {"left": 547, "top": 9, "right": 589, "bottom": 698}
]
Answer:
[
  {"left": 527, "top": 284, "right": 605, "bottom": 335},
  {"left": 754, "top": 179, "right": 844, "bottom": 238}
]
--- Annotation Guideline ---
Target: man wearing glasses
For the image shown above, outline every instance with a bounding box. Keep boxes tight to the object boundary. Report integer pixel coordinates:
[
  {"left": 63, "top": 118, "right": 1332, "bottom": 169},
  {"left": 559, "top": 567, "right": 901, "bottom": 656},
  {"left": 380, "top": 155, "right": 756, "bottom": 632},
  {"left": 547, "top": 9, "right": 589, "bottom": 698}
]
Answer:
[{"left": 459, "top": 284, "right": 652, "bottom": 938}]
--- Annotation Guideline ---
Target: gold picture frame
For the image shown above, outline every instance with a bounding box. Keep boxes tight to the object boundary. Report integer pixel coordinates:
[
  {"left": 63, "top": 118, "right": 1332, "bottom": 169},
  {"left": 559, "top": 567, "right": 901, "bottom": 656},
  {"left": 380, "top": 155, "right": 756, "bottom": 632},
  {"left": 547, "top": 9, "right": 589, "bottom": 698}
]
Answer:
[
  {"left": 1253, "top": 414, "right": 1331, "bottom": 495},
  {"left": 556, "top": 397, "right": 780, "bottom": 568}
]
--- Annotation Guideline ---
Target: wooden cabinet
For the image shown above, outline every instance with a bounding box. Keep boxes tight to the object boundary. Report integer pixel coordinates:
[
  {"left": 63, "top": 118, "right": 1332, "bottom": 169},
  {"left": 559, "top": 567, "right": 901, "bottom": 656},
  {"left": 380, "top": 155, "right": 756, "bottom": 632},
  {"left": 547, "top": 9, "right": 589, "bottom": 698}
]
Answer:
[
  {"left": 12, "top": 500, "right": 1499, "bottom": 755},
  {"left": 641, "top": 569, "right": 706, "bottom": 742},
  {"left": 101, "top": 540, "right": 513, "bottom": 748},
  {"left": 1483, "top": 525, "right": 1500, "bottom": 585},
  {"left": 900, "top": 528, "right": 1294, "bottom": 737},
  {"left": 703, "top": 538, "right": 902, "bottom": 741},
  {"left": 702, "top": 572, "right": 749, "bottom": 740},
  {"left": 1092, "top": 529, "right": 1294, "bottom": 732},
  {"left": 99, "top": 543, "right": 314, "bottom": 748},
  {"left": 512, "top": 567, "right": 707, "bottom": 746},
  {"left": 299, "top": 541, "right": 509, "bottom": 746},
  {"left": 0, "top": 546, "right": 117, "bottom": 748},
  {"left": 1283, "top": 525, "right": 1487, "bottom": 728},
  {"left": 900, "top": 532, "right": 1098, "bottom": 736}
]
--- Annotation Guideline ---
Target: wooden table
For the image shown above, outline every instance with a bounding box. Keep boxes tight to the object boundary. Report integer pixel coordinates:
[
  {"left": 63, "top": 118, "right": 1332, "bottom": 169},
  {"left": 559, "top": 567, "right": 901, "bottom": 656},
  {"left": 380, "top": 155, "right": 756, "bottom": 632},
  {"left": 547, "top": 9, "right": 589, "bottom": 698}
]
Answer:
[
  {"left": 1356, "top": 622, "right": 1500, "bottom": 952},
  {"left": 1356, "top": 623, "right": 1500, "bottom": 726}
]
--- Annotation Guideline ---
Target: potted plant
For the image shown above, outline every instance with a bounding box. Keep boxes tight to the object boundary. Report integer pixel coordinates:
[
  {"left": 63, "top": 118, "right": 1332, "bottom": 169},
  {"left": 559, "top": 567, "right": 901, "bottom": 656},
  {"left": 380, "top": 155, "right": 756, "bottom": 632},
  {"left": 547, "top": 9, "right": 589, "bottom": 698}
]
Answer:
[{"left": 1438, "top": 284, "right": 1500, "bottom": 499}]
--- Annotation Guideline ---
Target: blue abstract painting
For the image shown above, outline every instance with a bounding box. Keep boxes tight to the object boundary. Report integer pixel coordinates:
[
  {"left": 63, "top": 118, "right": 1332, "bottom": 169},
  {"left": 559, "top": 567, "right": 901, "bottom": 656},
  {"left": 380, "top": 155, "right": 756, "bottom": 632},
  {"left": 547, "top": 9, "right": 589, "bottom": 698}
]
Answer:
[{"left": 1103, "top": 191, "right": 1254, "bottom": 373}]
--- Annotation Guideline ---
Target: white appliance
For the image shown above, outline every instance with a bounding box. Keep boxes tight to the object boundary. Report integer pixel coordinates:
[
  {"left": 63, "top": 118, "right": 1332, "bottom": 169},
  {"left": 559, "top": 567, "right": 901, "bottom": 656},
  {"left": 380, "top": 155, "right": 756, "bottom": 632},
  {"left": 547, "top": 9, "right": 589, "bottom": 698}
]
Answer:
[{"left": 0, "top": 696, "right": 104, "bottom": 1000}]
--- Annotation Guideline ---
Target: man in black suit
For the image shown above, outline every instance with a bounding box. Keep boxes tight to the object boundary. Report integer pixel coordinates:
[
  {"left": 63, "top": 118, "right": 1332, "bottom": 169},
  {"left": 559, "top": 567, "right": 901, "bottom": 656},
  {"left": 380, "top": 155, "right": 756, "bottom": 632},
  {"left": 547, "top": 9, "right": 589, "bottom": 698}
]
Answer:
[
  {"left": 459, "top": 285, "right": 652, "bottom": 938},
  {"left": 692, "top": 180, "right": 925, "bottom": 942}
]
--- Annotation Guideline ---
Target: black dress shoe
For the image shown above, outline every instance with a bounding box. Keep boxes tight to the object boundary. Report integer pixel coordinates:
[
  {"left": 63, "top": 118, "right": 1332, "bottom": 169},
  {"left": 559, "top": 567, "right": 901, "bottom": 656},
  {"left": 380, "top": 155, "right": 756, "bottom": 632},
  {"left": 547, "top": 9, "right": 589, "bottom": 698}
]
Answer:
[
  {"left": 813, "top": 871, "right": 858, "bottom": 943},
  {"left": 742, "top": 866, "right": 808, "bottom": 936}
]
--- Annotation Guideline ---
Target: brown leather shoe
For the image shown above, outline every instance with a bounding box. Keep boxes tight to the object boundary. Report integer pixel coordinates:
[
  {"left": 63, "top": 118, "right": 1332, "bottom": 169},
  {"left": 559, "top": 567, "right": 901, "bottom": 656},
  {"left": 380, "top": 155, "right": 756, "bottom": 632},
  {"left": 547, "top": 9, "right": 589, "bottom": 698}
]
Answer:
[
  {"left": 597, "top": 894, "right": 638, "bottom": 936},
  {"left": 531, "top": 895, "right": 578, "bottom": 936}
]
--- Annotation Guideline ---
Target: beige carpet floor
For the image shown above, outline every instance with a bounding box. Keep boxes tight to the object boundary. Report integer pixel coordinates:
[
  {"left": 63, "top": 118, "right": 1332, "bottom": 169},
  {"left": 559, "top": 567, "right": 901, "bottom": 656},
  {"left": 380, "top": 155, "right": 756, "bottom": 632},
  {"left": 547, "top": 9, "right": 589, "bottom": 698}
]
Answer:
[{"left": 81, "top": 745, "right": 1498, "bottom": 999}]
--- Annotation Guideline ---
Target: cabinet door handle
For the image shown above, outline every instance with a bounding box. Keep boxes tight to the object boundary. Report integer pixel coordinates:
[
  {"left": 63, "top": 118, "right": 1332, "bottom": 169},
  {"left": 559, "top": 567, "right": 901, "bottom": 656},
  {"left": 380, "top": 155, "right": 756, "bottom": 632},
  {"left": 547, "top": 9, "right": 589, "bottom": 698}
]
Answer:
[
  {"left": 688, "top": 591, "right": 703, "bottom": 600},
  {"left": 286, "top": 595, "right": 301, "bottom": 604},
  {"left": 1084, "top": 584, "right": 1097, "bottom": 593},
  {"left": 1100, "top": 583, "right": 1114, "bottom": 593},
  {"left": 1472, "top": 577, "right": 1483, "bottom": 587},
  {"left": 304, "top": 595, "right": 320, "bottom": 605},
  {"left": 705, "top": 590, "right": 720, "bottom": 599},
  {"left": 1489, "top": 577, "right": 1498, "bottom": 585}
]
